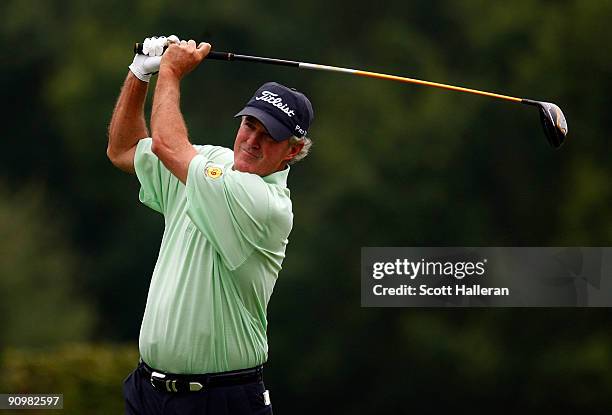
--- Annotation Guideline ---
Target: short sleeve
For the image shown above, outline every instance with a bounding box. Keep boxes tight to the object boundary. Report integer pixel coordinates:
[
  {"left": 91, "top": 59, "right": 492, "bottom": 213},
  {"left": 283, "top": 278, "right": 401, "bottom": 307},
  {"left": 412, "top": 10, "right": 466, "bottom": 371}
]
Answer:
[
  {"left": 134, "top": 137, "right": 182, "bottom": 215},
  {"left": 185, "top": 154, "right": 270, "bottom": 270}
]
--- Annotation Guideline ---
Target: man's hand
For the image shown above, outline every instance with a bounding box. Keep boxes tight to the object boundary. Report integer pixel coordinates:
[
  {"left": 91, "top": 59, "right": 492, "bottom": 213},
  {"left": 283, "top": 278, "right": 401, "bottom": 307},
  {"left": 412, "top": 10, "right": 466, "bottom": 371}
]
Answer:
[
  {"left": 129, "top": 35, "right": 180, "bottom": 82},
  {"left": 158, "top": 40, "right": 211, "bottom": 80}
]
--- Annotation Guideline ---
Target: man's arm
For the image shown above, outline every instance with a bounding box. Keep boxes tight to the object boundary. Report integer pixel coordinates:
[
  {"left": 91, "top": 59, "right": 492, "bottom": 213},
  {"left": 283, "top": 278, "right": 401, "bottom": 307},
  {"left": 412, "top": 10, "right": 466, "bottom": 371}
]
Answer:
[
  {"left": 108, "top": 36, "right": 175, "bottom": 173},
  {"left": 150, "top": 40, "right": 211, "bottom": 183},
  {"left": 107, "top": 72, "right": 149, "bottom": 174}
]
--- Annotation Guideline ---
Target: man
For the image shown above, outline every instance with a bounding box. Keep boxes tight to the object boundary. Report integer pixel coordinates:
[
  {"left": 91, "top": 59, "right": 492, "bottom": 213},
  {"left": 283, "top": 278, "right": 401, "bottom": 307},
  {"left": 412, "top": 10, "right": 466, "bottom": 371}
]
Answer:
[{"left": 107, "top": 35, "right": 314, "bottom": 415}]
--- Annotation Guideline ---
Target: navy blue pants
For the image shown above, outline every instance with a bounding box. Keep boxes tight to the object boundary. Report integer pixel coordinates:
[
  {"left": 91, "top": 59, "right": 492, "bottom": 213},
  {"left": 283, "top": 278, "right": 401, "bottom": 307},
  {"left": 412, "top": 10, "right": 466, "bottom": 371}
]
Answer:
[{"left": 123, "top": 363, "right": 273, "bottom": 415}]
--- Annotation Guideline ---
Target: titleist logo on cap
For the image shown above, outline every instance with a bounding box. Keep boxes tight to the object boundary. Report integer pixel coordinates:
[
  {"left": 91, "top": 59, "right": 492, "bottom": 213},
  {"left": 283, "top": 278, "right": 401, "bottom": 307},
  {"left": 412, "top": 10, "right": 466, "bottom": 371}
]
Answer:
[{"left": 255, "top": 91, "right": 295, "bottom": 117}]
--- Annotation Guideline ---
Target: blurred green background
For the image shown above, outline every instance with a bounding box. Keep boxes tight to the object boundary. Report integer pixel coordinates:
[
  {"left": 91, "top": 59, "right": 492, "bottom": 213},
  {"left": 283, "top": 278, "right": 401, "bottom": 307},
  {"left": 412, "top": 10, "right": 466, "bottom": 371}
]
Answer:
[{"left": 2, "top": 0, "right": 612, "bottom": 413}]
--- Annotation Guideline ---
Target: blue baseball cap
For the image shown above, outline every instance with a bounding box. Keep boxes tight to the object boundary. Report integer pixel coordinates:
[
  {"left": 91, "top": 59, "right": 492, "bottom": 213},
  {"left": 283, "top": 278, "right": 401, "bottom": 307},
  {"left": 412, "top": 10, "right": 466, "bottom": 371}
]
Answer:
[{"left": 235, "top": 82, "right": 314, "bottom": 141}]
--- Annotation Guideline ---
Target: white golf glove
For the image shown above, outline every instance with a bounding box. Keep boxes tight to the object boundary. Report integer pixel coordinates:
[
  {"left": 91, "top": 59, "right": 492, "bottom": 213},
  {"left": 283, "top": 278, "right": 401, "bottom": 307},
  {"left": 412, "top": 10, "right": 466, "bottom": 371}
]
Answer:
[{"left": 129, "top": 35, "right": 180, "bottom": 82}]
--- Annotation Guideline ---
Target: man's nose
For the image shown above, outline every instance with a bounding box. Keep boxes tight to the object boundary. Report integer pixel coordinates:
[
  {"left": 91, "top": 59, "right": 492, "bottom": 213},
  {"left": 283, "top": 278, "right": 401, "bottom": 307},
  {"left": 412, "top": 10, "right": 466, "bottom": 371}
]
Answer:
[{"left": 245, "top": 132, "right": 261, "bottom": 147}]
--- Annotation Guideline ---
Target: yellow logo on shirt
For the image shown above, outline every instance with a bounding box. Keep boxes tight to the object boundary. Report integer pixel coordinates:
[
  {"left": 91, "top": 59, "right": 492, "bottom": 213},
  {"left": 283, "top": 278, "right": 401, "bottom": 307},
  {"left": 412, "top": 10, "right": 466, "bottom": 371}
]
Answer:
[{"left": 205, "top": 166, "right": 223, "bottom": 179}]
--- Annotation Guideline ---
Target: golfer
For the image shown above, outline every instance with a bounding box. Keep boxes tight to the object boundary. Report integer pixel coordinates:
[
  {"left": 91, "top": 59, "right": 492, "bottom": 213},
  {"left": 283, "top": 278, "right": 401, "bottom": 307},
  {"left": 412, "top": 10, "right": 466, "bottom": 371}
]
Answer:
[{"left": 107, "top": 35, "right": 314, "bottom": 415}]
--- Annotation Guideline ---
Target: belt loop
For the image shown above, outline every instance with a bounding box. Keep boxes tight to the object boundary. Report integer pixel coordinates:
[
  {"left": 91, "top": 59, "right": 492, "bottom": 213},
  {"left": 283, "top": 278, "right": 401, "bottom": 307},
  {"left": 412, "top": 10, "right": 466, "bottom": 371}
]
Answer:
[{"left": 204, "top": 373, "right": 212, "bottom": 388}]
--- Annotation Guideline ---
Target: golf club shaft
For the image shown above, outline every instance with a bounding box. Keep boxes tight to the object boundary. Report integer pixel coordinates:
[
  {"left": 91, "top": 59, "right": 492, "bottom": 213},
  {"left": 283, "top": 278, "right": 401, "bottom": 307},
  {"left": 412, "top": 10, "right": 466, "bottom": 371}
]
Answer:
[{"left": 135, "top": 44, "right": 524, "bottom": 104}]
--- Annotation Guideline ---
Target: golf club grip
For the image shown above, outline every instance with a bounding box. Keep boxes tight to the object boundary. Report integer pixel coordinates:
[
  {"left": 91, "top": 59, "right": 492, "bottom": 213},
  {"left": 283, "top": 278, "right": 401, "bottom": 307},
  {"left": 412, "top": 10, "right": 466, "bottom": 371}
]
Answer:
[{"left": 133, "top": 43, "right": 230, "bottom": 60}]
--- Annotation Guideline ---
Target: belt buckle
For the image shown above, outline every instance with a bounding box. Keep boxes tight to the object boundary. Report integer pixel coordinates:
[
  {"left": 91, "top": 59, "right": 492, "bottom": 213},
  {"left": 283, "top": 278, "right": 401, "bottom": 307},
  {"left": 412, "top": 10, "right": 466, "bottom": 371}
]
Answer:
[
  {"left": 150, "top": 371, "right": 204, "bottom": 393},
  {"left": 150, "top": 371, "right": 173, "bottom": 392}
]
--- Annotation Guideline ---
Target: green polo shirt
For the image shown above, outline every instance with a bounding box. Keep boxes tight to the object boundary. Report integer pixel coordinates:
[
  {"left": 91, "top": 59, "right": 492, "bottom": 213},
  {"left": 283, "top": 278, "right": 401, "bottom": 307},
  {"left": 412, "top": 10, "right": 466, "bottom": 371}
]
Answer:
[{"left": 134, "top": 137, "right": 293, "bottom": 374}]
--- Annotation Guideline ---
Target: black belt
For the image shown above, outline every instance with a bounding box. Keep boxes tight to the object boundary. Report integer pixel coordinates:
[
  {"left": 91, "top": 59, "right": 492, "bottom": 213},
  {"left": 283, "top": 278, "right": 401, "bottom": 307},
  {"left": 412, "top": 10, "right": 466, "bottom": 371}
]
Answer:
[{"left": 139, "top": 359, "right": 264, "bottom": 393}]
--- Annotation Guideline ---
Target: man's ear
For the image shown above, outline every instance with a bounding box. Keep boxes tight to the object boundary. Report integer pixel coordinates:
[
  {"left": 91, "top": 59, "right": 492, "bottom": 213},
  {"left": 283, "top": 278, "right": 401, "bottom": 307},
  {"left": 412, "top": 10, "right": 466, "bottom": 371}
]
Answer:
[{"left": 284, "top": 141, "right": 304, "bottom": 162}]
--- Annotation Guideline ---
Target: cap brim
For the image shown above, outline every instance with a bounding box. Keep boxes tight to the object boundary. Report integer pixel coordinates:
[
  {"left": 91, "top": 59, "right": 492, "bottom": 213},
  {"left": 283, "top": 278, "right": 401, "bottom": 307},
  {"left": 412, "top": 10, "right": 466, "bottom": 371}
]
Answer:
[{"left": 234, "top": 107, "right": 292, "bottom": 141}]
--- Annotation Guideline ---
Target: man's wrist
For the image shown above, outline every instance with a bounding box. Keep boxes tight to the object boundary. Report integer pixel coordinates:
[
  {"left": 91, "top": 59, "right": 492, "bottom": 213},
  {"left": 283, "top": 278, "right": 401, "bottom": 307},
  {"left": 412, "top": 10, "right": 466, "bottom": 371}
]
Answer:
[
  {"left": 126, "top": 71, "right": 151, "bottom": 89},
  {"left": 158, "top": 66, "right": 181, "bottom": 82},
  {"left": 129, "top": 64, "right": 152, "bottom": 83}
]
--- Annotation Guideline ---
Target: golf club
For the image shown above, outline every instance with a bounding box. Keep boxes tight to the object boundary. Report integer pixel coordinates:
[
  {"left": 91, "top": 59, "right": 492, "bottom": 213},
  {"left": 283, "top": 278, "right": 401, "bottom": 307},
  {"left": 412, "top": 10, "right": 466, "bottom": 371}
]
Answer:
[{"left": 135, "top": 43, "right": 568, "bottom": 148}]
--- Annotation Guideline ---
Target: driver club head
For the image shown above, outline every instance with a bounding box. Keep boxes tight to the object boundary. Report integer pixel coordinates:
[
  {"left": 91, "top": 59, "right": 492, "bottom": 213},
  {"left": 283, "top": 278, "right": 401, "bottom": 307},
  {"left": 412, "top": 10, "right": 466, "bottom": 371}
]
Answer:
[{"left": 523, "top": 99, "right": 568, "bottom": 148}]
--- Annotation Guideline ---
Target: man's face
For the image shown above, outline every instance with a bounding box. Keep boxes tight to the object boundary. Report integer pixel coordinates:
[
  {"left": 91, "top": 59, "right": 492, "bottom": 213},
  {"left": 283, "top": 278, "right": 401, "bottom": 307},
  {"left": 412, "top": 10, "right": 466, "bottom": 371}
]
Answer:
[{"left": 233, "top": 116, "right": 302, "bottom": 176}]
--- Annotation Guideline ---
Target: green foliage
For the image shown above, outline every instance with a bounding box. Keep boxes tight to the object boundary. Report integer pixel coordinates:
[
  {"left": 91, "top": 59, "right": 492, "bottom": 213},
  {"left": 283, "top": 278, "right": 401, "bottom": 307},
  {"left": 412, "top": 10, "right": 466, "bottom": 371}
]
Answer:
[
  {"left": 0, "top": 343, "right": 138, "bottom": 414},
  {"left": 0, "top": 184, "right": 95, "bottom": 348}
]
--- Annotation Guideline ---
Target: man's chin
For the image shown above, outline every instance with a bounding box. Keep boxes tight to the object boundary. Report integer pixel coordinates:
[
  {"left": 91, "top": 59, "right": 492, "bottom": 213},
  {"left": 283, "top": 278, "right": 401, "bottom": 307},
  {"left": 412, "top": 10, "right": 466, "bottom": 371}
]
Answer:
[{"left": 234, "top": 159, "right": 257, "bottom": 174}]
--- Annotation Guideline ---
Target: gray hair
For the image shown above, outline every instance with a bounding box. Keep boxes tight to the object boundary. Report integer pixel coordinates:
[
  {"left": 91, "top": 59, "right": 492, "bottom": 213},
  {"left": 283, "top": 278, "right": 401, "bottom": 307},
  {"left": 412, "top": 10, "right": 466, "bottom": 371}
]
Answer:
[{"left": 288, "top": 136, "right": 312, "bottom": 164}]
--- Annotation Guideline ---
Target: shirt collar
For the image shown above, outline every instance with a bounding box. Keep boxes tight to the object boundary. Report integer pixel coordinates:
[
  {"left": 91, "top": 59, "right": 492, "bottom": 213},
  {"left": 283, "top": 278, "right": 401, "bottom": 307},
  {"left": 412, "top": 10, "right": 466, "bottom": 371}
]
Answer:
[{"left": 262, "top": 165, "right": 290, "bottom": 187}]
